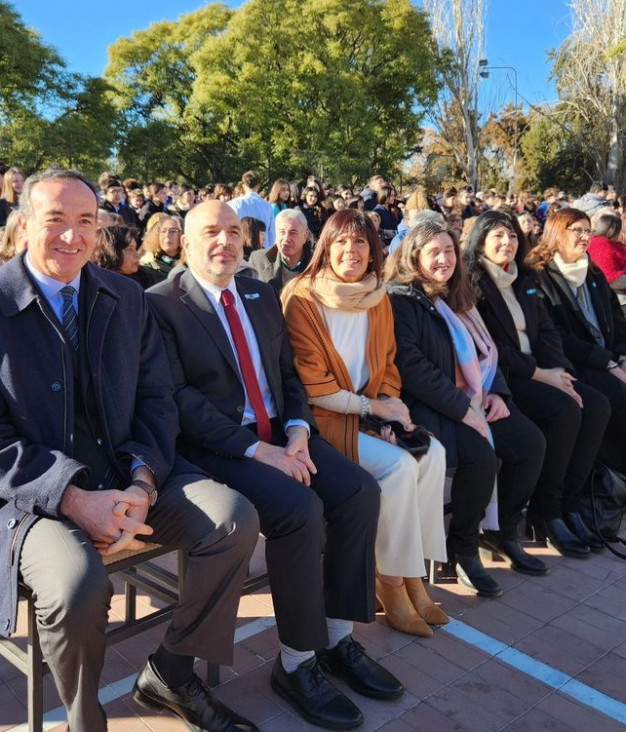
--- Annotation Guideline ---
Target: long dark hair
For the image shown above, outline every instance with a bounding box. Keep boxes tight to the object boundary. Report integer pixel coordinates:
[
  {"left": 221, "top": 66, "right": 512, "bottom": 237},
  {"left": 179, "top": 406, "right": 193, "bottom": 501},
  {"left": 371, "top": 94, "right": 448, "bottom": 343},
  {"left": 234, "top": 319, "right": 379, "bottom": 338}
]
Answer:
[
  {"left": 384, "top": 216, "right": 476, "bottom": 312},
  {"left": 463, "top": 209, "right": 532, "bottom": 289},
  {"left": 301, "top": 208, "right": 384, "bottom": 285}
]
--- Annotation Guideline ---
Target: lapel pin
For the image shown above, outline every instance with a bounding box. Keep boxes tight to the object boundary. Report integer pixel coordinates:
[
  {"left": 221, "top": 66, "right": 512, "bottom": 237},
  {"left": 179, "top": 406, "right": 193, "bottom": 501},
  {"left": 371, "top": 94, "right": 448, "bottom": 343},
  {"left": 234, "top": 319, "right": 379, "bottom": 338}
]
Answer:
[{"left": 244, "top": 293, "right": 260, "bottom": 300}]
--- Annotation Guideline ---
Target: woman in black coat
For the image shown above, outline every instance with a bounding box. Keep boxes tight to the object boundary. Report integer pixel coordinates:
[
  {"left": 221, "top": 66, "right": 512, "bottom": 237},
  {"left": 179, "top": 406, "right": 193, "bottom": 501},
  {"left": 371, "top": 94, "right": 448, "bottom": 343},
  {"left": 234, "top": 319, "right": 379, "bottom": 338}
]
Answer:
[
  {"left": 527, "top": 208, "right": 626, "bottom": 476},
  {"left": 386, "top": 217, "right": 547, "bottom": 598},
  {"left": 465, "top": 210, "right": 610, "bottom": 557}
]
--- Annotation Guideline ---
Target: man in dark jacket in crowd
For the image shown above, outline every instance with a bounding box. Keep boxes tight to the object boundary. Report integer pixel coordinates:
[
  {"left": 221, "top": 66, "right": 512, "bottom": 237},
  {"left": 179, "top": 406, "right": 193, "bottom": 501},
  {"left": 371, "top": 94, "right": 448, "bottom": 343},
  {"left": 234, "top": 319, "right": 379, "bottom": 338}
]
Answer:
[{"left": 0, "top": 167, "right": 260, "bottom": 732}]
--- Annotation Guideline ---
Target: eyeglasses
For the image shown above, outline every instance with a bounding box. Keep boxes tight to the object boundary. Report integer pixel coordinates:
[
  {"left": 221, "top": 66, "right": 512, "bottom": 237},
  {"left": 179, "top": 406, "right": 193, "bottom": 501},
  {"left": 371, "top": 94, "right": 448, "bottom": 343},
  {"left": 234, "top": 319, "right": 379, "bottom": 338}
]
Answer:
[
  {"left": 567, "top": 227, "right": 595, "bottom": 239},
  {"left": 161, "top": 228, "right": 181, "bottom": 235}
]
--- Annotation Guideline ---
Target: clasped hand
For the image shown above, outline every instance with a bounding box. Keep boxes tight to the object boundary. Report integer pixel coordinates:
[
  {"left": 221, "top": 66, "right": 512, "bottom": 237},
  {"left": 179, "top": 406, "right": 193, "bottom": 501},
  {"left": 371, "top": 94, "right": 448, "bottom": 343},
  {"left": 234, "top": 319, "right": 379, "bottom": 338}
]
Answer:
[
  {"left": 253, "top": 425, "right": 317, "bottom": 486},
  {"left": 60, "top": 483, "right": 153, "bottom": 557}
]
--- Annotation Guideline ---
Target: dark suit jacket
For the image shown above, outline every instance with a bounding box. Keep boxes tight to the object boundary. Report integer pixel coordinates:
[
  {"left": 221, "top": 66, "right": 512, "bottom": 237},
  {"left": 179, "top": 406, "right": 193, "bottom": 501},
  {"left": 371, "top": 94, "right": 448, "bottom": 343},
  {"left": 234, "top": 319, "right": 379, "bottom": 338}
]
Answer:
[
  {"left": 537, "top": 261, "right": 626, "bottom": 371},
  {"left": 0, "top": 256, "right": 180, "bottom": 635},
  {"left": 387, "top": 280, "right": 510, "bottom": 468},
  {"left": 248, "top": 243, "right": 312, "bottom": 296},
  {"left": 146, "top": 269, "right": 316, "bottom": 462},
  {"left": 475, "top": 266, "right": 572, "bottom": 380}
]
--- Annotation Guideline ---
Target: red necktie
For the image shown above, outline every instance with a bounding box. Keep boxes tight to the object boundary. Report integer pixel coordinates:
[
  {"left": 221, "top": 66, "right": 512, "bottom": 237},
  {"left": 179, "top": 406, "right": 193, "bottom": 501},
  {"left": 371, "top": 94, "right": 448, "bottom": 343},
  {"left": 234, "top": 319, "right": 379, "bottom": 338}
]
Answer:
[{"left": 220, "top": 289, "right": 273, "bottom": 443}]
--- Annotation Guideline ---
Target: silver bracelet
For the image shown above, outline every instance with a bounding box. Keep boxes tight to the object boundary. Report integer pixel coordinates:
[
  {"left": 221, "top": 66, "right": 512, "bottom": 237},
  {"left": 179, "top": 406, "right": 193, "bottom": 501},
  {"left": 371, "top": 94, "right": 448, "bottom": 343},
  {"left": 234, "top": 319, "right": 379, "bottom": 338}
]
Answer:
[{"left": 359, "top": 395, "right": 371, "bottom": 419}]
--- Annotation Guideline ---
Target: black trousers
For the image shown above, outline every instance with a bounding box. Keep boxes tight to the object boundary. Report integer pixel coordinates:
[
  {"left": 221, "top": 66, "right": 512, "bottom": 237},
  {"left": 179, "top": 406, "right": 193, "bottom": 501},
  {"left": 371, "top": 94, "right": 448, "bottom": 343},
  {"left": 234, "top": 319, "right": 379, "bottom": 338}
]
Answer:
[
  {"left": 577, "top": 366, "right": 626, "bottom": 473},
  {"left": 508, "top": 377, "right": 610, "bottom": 518},
  {"left": 449, "top": 403, "right": 546, "bottom": 554},
  {"left": 188, "top": 432, "right": 380, "bottom": 652}
]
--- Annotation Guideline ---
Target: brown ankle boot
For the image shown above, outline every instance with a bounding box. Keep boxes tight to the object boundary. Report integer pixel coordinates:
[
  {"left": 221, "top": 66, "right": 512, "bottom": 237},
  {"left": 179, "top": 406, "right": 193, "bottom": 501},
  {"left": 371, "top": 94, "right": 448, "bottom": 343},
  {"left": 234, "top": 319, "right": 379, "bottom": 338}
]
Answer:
[
  {"left": 404, "top": 577, "right": 449, "bottom": 626},
  {"left": 375, "top": 578, "right": 433, "bottom": 637}
]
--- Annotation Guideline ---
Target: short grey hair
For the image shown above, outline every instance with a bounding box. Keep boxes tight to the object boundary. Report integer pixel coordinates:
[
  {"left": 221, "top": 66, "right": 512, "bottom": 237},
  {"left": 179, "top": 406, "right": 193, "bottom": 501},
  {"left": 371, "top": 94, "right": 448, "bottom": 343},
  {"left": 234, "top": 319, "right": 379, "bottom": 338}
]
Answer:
[
  {"left": 592, "top": 210, "right": 622, "bottom": 240},
  {"left": 20, "top": 167, "right": 99, "bottom": 221},
  {"left": 275, "top": 208, "right": 308, "bottom": 231}
]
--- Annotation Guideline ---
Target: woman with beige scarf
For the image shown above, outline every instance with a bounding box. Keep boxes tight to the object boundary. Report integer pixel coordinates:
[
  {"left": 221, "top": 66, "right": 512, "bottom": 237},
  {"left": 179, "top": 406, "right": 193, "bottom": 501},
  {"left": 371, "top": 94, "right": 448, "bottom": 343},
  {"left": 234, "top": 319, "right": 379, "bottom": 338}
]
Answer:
[
  {"left": 282, "top": 209, "right": 448, "bottom": 637},
  {"left": 528, "top": 208, "right": 626, "bottom": 479}
]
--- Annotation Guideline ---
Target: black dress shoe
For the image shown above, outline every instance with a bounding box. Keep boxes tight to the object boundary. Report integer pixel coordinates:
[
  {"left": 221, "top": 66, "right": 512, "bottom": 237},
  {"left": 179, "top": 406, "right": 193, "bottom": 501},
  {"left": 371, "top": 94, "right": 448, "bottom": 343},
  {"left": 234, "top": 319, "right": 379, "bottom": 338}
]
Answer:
[
  {"left": 318, "top": 635, "right": 404, "bottom": 700},
  {"left": 271, "top": 655, "right": 363, "bottom": 730},
  {"left": 480, "top": 530, "right": 549, "bottom": 577},
  {"left": 133, "top": 657, "right": 258, "bottom": 732},
  {"left": 528, "top": 514, "right": 590, "bottom": 558},
  {"left": 564, "top": 512, "right": 605, "bottom": 553},
  {"left": 453, "top": 552, "right": 502, "bottom": 598}
]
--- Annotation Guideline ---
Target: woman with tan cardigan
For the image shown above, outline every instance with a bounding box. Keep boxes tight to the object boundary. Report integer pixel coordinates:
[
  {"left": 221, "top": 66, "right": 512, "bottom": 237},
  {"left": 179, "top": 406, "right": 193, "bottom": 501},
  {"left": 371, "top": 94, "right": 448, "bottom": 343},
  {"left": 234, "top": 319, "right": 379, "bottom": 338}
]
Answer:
[{"left": 282, "top": 209, "right": 448, "bottom": 637}]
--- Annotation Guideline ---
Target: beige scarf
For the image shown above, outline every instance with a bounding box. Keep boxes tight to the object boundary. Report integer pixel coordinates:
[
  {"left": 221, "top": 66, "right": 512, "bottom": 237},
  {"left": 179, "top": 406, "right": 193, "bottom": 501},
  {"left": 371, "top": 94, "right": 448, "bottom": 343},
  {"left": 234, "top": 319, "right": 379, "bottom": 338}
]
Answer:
[{"left": 304, "top": 271, "right": 387, "bottom": 312}]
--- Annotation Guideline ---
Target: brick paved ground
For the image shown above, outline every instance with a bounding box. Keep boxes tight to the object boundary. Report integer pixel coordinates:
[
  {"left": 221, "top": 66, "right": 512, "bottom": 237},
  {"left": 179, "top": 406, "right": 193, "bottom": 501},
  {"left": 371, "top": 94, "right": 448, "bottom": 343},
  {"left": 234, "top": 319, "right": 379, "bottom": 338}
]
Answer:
[{"left": 3, "top": 534, "right": 626, "bottom": 732}]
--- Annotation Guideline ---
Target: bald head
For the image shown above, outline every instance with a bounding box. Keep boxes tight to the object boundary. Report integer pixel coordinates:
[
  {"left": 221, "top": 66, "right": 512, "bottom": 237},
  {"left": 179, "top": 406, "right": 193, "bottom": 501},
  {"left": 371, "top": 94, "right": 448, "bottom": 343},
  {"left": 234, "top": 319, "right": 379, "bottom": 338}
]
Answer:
[
  {"left": 182, "top": 199, "right": 244, "bottom": 287},
  {"left": 184, "top": 199, "right": 237, "bottom": 234}
]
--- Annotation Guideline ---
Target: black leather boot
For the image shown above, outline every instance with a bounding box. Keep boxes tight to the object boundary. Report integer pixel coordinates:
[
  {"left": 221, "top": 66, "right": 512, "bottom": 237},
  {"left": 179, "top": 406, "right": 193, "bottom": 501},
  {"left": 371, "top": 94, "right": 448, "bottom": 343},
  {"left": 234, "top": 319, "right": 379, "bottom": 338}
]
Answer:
[
  {"left": 564, "top": 512, "right": 604, "bottom": 553},
  {"left": 480, "top": 530, "right": 549, "bottom": 576},
  {"left": 527, "top": 513, "right": 590, "bottom": 558},
  {"left": 452, "top": 552, "right": 502, "bottom": 598}
]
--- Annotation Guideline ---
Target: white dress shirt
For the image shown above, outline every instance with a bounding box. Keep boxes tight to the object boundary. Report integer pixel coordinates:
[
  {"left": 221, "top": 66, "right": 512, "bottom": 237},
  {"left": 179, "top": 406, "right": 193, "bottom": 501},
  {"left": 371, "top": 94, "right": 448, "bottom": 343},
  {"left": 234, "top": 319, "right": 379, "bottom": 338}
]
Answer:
[
  {"left": 189, "top": 269, "right": 309, "bottom": 455},
  {"left": 24, "top": 253, "right": 81, "bottom": 323}
]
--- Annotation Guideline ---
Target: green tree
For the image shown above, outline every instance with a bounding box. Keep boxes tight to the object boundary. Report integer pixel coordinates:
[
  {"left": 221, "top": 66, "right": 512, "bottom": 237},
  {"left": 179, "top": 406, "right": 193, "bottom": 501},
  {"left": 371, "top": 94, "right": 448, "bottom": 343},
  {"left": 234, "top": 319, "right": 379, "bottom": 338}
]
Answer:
[
  {"left": 0, "top": 1, "right": 65, "bottom": 121},
  {"left": 105, "top": 5, "right": 234, "bottom": 181},
  {"left": 520, "top": 109, "right": 591, "bottom": 193},
  {"left": 106, "top": 0, "right": 440, "bottom": 184},
  {"left": 0, "top": 1, "right": 119, "bottom": 177}
]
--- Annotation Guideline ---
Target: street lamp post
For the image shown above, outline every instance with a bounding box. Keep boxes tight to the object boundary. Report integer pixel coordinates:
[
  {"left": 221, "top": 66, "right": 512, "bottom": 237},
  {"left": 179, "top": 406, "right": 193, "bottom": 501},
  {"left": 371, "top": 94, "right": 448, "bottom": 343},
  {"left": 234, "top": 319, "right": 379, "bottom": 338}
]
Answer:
[{"left": 478, "top": 59, "right": 519, "bottom": 194}]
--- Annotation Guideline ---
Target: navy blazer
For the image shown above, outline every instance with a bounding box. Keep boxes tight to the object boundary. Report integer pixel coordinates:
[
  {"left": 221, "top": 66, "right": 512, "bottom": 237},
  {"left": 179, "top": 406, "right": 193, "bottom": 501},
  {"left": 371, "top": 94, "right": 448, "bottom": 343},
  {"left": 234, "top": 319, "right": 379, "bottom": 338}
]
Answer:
[
  {"left": 475, "top": 266, "right": 572, "bottom": 380},
  {"left": 537, "top": 261, "right": 626, "bottom": 371},
  {"left": 147, "top": 269, "right": 316, "bottom": 462},
  {"left": 388, "top": 281, "right": 510, "bottom": 468},
  {"left": 0, "top": 256, "right": 180, "bottom": 636}
]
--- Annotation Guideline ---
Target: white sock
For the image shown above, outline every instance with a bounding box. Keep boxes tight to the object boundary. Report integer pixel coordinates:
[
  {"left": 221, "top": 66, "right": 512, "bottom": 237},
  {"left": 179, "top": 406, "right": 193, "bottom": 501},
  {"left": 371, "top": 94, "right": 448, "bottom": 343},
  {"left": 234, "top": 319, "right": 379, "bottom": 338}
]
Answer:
[
  {"left": 279, "top": 643, "right": 315, "bottom": 674},
  {"left": 326, "top": 618, "right": 353, "bottom": 649}
]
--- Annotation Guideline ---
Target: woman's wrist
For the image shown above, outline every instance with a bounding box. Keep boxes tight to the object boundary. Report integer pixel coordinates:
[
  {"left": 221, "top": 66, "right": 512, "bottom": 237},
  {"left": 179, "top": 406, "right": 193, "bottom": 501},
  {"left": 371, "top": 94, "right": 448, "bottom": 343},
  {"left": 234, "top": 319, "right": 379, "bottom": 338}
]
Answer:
[{"left": 359, "top": 395, "right": 372, "bottom": 419}]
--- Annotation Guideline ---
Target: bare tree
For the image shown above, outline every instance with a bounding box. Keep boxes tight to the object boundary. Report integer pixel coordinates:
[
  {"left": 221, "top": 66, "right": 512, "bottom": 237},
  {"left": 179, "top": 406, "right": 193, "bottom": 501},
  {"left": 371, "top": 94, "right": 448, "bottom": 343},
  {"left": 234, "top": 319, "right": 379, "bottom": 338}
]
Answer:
[
  {"left": 423, "top": 0, "right": 485, "bottom": 189},
  {"left": 552, "top": 0, "right": 626, "bottom": 187}
]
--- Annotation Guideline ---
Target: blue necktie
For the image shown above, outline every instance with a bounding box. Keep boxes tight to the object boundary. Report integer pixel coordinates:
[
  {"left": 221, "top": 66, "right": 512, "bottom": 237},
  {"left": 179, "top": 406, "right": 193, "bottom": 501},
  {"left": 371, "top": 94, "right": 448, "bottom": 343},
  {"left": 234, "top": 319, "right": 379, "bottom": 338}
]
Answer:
[{"left": 60, "top": 286, "right": 79, "bottom": 350}]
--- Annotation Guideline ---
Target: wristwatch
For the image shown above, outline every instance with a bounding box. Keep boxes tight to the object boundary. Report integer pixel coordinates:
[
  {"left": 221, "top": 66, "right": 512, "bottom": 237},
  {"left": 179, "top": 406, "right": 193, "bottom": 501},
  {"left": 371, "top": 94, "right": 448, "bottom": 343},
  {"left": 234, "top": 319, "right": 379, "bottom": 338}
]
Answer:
[{"left": 133, "top": 479, "right": 158, "bottom": 507}]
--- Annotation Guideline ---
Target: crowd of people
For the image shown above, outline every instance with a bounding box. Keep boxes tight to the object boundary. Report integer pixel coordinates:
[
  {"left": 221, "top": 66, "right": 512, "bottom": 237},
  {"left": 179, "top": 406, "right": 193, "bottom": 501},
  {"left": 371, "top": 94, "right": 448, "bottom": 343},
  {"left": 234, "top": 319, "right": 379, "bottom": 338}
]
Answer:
[{"left": 0, "top": 162, "right": 625, "bottom": 732}]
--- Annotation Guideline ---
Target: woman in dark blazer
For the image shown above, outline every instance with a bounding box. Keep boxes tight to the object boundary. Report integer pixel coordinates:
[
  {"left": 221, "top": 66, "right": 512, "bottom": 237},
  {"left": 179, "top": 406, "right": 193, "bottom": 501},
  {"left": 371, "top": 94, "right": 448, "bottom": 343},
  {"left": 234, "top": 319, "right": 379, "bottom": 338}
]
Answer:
[
  {"left": 527, "top": 208, "right": 626, "bottom": 477},
  {"left": 465, "top": 210, "right": 610, "bottom": 556},
  {"left": 386, "top": 217, "right": 547, "bottom": 598}
]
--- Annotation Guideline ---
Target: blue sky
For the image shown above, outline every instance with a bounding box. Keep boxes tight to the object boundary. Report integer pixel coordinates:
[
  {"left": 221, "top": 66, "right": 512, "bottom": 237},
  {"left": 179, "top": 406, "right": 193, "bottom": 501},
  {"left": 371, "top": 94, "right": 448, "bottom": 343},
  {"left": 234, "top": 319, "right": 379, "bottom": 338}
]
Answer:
[{"left": 15, "top": 0, "right": 572, "bottom": 110}]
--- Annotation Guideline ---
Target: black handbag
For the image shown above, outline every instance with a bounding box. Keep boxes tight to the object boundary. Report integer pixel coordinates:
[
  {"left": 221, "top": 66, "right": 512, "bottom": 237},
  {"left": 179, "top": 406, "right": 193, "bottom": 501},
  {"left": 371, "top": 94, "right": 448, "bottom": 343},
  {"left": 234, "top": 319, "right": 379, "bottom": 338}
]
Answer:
[
  {"left": 360, "top": 415, "right": 430, "bottom": 460},
  {"left": 579, "top": 462, "right": 626, "bottom": 559}
]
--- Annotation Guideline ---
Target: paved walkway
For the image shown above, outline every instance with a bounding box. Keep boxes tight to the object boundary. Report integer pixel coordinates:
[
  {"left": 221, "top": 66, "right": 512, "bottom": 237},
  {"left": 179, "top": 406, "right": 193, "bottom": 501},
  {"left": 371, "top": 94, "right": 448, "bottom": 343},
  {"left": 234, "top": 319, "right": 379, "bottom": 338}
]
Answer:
[{"left": 2, "top": 536, "right": 626, "bottom": 732}]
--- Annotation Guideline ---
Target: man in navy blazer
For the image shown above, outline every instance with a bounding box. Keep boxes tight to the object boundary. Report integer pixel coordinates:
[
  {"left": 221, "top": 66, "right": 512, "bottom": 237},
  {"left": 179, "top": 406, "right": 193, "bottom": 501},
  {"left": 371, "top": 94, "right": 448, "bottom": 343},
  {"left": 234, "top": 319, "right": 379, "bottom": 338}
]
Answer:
[
  {"left": 147, "top": 201, "right": 403, "bottom": 730},
  {"left": 0, "top": 168, "right": 259, "bottom": 732}
]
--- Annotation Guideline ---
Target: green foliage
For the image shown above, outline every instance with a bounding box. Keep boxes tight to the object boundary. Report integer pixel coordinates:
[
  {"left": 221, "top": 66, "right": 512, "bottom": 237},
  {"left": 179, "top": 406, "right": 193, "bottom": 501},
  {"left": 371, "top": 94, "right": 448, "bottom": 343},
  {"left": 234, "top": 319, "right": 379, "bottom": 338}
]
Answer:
[
  {"left": 0, "top": 1, "right": 65, "bottom": 120},
  {"left": 0, "top": 1, "right": 119, "bottom": 177},
  {"left": 520, "top": 112, "right": 591, "bottom": 193},
  {"left": 106, "top": 0, "right": 440, "bottom": 184}
]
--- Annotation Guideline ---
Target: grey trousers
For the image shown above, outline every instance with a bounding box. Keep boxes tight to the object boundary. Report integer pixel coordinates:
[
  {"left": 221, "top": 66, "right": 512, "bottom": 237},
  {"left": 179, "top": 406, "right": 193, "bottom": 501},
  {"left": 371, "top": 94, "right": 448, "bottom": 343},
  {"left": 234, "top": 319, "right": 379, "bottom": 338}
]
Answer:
[{"left": 19, "top": 471, "right": 259, "bottom": 732}]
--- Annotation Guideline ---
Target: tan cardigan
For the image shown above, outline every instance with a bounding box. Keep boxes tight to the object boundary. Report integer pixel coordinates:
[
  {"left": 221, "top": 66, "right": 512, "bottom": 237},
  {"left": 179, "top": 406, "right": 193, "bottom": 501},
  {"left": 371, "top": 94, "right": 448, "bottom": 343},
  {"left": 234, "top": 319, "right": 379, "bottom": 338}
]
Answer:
[{"left": 283, "top": 279, "right": 401, "bottom": 463}]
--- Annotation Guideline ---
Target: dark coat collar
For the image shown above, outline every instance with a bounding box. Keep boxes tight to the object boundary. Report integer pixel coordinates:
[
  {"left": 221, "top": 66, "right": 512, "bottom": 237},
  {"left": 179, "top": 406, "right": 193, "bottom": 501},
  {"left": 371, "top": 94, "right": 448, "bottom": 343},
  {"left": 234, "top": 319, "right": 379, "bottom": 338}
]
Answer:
[{"left": 0, "top": 255, "right": 118, "bottom": 318}]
